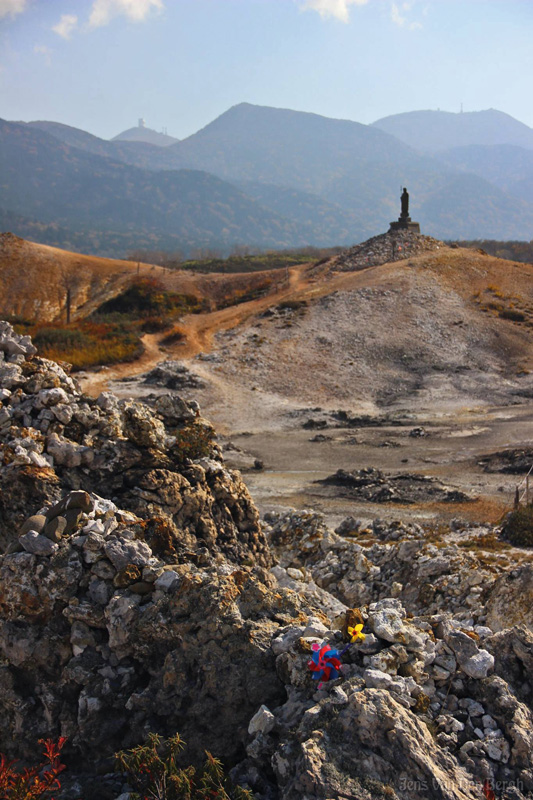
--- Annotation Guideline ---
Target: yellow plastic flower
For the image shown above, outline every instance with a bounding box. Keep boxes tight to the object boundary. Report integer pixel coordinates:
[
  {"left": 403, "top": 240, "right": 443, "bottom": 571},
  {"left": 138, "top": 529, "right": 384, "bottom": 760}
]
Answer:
[{"left": 347, "top": 623, "right": 366, "bottom": 644}]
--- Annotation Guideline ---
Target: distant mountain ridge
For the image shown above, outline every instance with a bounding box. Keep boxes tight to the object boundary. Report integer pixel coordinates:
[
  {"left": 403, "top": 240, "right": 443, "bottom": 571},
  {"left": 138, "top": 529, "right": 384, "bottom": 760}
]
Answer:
[
  {"left": 0, "top": 119, "right": 310, "bottom": 250},
  {"left": 4, "top": 102, "right": 533, "bottom": 255},
  {"left": 166, "top": 102, "right": 416, "bottom": 192},
  {"left": 372, "top": 109, "right": 533, "bottom": 153}
]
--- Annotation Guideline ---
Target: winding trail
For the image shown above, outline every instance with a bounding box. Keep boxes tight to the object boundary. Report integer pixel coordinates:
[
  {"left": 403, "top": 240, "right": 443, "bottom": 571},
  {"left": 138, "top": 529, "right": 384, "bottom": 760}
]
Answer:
[{"left": 80, "top": 263, "right": 313, "bottom": 397}]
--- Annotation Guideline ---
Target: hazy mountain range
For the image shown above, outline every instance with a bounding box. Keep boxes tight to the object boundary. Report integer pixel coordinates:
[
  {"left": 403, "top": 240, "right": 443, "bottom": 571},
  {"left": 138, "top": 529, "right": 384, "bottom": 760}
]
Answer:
[{"left": 1, "top": 104, "right": 533, "bottom": 258}]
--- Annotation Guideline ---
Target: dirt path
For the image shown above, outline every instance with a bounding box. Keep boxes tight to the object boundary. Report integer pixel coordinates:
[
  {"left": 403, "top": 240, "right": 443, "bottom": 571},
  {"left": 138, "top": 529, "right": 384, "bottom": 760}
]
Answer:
[
  {"left": 79, "top": 333, "right": 163, "bottom": 396},
  {"left": 80, "top": 263, "right": 312, "bottom": 396}
]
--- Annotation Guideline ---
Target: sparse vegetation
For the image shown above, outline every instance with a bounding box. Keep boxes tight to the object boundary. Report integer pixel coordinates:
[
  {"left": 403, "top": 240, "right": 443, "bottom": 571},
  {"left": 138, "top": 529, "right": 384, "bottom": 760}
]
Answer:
[
  {"left": 12, "top": 279, "right": 206, "bottom": 370},
  {"left": 458, "top": 532, "right": 511, "bottom": 551},
  {"left": 501, "top": 504, "right": 533, "bottom": 547},
  {"left": 217, "top": 278, "right": 276, "bottom": 308},
  {"left": 97, "top": 278, "right": 205, "bottom": 319},
  {"left": 129, "top": 247, "right": 341, "bottom": 274},
  {"left": 13, "top": 318, "right": 143, "bottom": 370},
  {"left": 452, "top": 240, "right": 533, "bottom": 264},
  {"left": 0, "top": 738, "right": 66, "bottom": 799},
  {"left": 472, "top": 285, "right": 531, "bottom": 325},
  {"left": 115, "top": 732, "right": 252, "bottom": 800}
]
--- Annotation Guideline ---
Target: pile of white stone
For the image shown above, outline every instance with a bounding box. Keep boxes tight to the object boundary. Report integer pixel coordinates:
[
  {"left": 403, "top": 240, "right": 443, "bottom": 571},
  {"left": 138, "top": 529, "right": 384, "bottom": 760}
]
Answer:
[
  {"left": 265, "top": 510, "right": 519, "bottom": 627},
  {"left": 333, "top": 230, "right": 444, "bottom": 272}
]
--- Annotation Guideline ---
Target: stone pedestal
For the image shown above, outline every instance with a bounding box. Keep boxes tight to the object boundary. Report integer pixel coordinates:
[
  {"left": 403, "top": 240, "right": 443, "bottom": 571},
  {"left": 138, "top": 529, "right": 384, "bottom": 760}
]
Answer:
[{"left": 389, "top": 216, "right": 420, "bottom": 234}]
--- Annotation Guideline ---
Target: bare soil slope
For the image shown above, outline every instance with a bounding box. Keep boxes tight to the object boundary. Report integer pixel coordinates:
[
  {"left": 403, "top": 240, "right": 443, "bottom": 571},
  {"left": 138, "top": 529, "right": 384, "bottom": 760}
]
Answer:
[
  {"left": 0, "top": 233, "right": 157, "bottom": 321},
  {"left": 0, "top": 232, "right": 289, "bottom": 322},
  {"left": 74, "top": 240, "right": 533, "bottom": 424},
  {"left": 165, "top": 246, "right": 533, "bottom": 425}
]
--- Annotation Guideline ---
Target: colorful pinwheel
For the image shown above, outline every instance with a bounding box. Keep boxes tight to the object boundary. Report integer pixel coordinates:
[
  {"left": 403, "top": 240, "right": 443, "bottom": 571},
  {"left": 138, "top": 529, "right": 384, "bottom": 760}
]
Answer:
[{"left": 308, "top": 643, "right": 342, "bottom": 689}]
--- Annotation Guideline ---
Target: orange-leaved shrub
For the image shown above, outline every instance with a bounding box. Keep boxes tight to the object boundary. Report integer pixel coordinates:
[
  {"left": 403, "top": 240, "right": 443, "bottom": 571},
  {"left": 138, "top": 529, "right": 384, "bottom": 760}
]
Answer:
[{"left": 0, "top": 738, "right": 66, "bottom": 800}]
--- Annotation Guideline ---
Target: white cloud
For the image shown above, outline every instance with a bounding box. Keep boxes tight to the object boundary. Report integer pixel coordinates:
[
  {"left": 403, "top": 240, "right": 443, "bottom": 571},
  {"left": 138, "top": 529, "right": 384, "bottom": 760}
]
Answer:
[
  {"left": 391, "top": 1, "right": 422, "bottom": 30},
  {"left": 88, "top": 0, "right": 164, "bottom": 28},
  {"left": 0, "top": 0, "right": 27, "bottom": 20},
  {"left": 300, "top": 0, "right": 368, "bottom": 23},
  {"left": 52, "top": 14, "right": 78, "bottom": 39},
  {"left": 34, "top": 44, "right": 52, "bottom": 65}
]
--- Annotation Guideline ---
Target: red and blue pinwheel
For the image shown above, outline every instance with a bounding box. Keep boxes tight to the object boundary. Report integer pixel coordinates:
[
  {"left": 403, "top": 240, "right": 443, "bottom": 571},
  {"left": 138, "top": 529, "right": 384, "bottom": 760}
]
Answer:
[{"left": 308, "top": 643, "right": 342, "bottom": 689}]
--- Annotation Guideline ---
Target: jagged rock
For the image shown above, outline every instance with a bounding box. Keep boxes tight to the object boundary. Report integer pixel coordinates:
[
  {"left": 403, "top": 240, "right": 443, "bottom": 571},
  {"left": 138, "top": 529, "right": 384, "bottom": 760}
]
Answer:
[
  {"left": 485, "top": 565, "right": 533, "bottom": 633},
  {"left": 485, "top": 626, "right": 533, "bottom": 705},
  {"left": 0, "top": 489, "right": 315, "bottom": 782},
  {"left": 367, "top": 599, "right": 406, "bottom": 642},
  {"left": 248, "top": 705, "right": 276, "bottom": 736},
  {"left": 265, "top": 510, "right": 510, "bottom": 625},
  {"left": 0, "top": 322, "right": 270, "bottom": 567},
  {"left": 0, "top": 321, "right": 37, "bottom": 357},
  {"left": 142, "top": 360, "right": 205, "bottom": 390},
  {"left": 315, "top": 466, "right": 472, "bottom": 504},
  {"left": 103, "top": 535, "right": 153, "bottom": 571},
  {"left": 235, "top": 598, "right": 533, "bottom": 800},
  {"left": 478, "top": 448, "right": 533, "bottom": 474},
  {"left": 2, "top": 321, "right": 533, "bottom": 800},
  {"left": 121, "top": 400, "right": 168, "bottom": 449},
  {"left": 19, "top": 530, "right": 59, "bottom": 556},
  {"left": 334, "top": 230, "right": 443, "bottom": 272}
]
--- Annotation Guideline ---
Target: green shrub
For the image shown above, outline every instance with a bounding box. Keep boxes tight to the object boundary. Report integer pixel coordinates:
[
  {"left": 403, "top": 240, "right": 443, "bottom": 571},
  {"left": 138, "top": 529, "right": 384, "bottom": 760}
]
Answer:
[
  {"left": 115, "top": 733, "right": 252, "bottom": 800},
  {"left": 499, "top": 308, "right": 526, "bottom": 322},
  {"left": 501, "top": 504, "right": 533, "bottom": 546},
  {"left": 98, "top": 279, "right": 204, "bottom": 318}
]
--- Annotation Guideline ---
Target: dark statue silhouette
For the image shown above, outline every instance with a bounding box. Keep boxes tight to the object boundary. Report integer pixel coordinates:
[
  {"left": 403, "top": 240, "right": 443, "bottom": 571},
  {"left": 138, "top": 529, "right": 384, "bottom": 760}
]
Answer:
[
  {"left": 389, "top": 186, "right": 420, "bottom": 233},
  {"left": 401, "top": 187, "right": 409, "bottom": 218}
]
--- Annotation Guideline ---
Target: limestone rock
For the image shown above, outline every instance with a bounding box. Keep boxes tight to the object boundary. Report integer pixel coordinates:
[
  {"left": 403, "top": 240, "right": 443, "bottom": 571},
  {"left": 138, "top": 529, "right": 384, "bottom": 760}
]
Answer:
[
  {"left": 485, "top": 565, "right": 533, "bottom": 633},
  {"left": 265, "top": 509, "right": 511, "bottom": 626},
  {"left": 0, "top": 322, "right": 271, "bottom": 567},
  {"left": 0, "top": 490, "right": 308, "bottom": 779}
]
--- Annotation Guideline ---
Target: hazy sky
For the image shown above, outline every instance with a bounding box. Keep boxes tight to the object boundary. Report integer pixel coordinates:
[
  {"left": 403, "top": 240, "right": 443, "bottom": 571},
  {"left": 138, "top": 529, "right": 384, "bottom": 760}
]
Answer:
[{"left": 1, "top": 0, "right": 533, "bottom": 140}]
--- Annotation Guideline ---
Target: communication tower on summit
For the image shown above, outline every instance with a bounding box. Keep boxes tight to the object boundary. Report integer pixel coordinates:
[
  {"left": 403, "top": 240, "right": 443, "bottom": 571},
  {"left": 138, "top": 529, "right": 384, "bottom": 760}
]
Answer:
[{"left": 138, "top": 118, "right": 145, "bottom": 128}]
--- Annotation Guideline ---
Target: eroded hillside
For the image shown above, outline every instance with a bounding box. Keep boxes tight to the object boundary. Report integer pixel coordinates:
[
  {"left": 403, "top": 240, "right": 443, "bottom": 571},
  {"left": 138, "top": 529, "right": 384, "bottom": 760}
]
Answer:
[
  {"left": 164, "top": 241, "right": 533, "bottom": 428},
  {"left": 0, "top": 232, "right": 291, "bottom": 323}
]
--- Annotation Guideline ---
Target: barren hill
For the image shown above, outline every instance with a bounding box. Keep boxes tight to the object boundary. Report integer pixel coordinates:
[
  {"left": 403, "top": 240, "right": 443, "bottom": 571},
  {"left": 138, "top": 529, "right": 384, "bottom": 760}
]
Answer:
[
  {"left": 0, "top": 232, "right": 291, "bottom": 322},
  {"left": 0, "top": 233, "right": 144, "bottom": 321},
  {"left": 5, "top": 230, "right": 533, "bottom": 422},
  {"left": 69, "top": 232, "right": 533, "bottom": 527},
  {"left": 59, "top": 233, "right": 533, "bottom": 430},
  {"left": 153, "top": 237, "right": 533, "bottom": 428}
]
